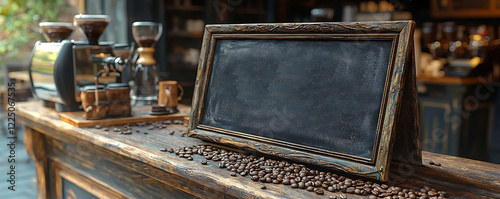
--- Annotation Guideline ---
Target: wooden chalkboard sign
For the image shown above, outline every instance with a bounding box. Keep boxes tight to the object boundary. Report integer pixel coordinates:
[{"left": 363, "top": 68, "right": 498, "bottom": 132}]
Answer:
[{"left": 188, "top": 21, "right": 421, "bottom": 181}]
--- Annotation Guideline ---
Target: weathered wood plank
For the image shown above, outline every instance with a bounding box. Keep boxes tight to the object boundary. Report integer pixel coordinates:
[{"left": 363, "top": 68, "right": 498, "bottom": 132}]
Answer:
[{"left": 391, "top": 151, "right": 500, "bottom": 198}]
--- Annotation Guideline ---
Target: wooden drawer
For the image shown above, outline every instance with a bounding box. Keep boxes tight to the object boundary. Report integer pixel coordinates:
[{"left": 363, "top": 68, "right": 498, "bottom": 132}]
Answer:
[
  {"left": 45, "top": 136, "right": 229, "bottom": 199},
  {"left": 51, "top": 161, "right": 129, "bottom": 199}
]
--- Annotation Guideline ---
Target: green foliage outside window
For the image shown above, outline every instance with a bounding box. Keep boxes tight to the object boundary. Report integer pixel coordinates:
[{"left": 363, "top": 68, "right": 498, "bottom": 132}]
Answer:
[{"left": 0, "top": 0, "right": 63, "bottom": 59}]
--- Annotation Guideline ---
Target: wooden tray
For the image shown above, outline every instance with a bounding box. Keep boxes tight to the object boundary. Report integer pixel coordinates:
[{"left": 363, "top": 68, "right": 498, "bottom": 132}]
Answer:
[{"left": 59, "top": 104, "right": 190, "bottom": 128}]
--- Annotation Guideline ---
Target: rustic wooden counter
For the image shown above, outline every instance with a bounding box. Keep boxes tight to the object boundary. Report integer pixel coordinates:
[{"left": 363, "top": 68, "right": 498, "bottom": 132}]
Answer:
[{"left": 17, "top": 101, "right": 500, "bottom": 198}]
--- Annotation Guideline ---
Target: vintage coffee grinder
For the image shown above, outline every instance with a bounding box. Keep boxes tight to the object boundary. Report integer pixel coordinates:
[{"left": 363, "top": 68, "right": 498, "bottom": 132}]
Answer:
[
  {"left": 30, "top": 22, "right": 78, "bottom": 111},
  {"left": 30, "top": 14, "right": 114, "bottom": 112},
  {"left": 131, "top": 22, "right": 163, "bottom": 105}
]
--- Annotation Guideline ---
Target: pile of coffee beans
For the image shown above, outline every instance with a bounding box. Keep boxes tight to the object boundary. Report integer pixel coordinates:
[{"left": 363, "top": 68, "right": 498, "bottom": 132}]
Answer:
[{"left": 167, "top": 145, "right": 448, "bottom": 199}]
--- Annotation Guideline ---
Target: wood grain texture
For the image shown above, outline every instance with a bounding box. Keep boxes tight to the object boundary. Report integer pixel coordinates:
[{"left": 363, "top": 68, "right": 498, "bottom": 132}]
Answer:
[
  {"left": 17, "top": 101, "right": 500, "bottom": 198},
  {"left": 189, "top": 21, "right": 419, "bottom": 181},
  {"left": 391, "top": 38, "right": 422, "bottom": 165},
  {"left": 58, "top": 104, "right": 190, "bottom": 128},
  {"left": 24, "top": 128, "right": 49, "bottom": 199},
  {"left": 375, "top": 20, "right": 417, "bottom": 181},
  {"left": 204, "top": 21, "right": 409, "bottom": 34}
]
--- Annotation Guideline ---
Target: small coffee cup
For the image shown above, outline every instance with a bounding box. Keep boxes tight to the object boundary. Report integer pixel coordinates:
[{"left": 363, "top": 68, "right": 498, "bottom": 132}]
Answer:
[{"left": 158, "top": 81, "right": 184, "bottom": 113}]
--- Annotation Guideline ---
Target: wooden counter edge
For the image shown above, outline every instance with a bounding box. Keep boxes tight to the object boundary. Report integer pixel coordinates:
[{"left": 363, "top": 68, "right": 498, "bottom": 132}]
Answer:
[{"left": 16, "top": 101, "right": 500, "bottom": 198}]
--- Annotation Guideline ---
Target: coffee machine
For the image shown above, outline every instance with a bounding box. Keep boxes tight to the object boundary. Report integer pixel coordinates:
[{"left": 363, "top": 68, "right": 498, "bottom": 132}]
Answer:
[{"left": 30, "top": 15, "right": 118, "bottom": 112}]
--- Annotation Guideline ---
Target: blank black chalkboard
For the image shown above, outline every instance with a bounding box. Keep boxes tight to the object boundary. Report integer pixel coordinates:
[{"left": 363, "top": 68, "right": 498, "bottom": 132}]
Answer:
[
  {"left": 189, "top": 22, "right": 420, "bottom": 181},
  {"left": 201, "top": 39, "right": 393, "bottom": 161}
]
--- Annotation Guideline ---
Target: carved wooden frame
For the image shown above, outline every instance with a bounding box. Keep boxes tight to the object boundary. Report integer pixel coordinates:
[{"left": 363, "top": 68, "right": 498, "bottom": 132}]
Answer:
[{"left": 188, "top": 21, "right": 420, "bottom": 181}]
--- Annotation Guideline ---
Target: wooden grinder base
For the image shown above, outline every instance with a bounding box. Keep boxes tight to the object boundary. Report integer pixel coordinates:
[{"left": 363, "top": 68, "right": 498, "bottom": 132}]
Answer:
[{"left": 59, "top": 104, "right": 190, "bottom": 128}]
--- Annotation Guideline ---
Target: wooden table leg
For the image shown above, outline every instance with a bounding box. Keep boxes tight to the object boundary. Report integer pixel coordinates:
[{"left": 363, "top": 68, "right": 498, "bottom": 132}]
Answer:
[{"left": 25, "top": 128, "right": 49, "bottom": 199}]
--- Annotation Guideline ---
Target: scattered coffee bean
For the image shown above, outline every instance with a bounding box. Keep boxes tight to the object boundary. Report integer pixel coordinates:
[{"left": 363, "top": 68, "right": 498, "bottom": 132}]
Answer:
[
  {"left": 261, "top": 185, "right": 266, "bottom": 189},
  {"left": 435, "top": 162, "right": 441, "bottom": 166},
  {"left": 170, "top": 131, "right": 175, "bottom": 135},
  {"left": 346, "top": 187, "right": 355, "bottom": 194},
  {"left": 95, "top": 125, "right": 101, "bottom": 129},
  {"left": 187, "top": 156, "right": 193, "bottom": 161},
  {"left": 428, "top": 191, "right": 438, "bottom": 197},
  {"left": 148, "top": 126, "right": 154, "bottom": 130},
  {"left": 103, "top": 128, "right": 109, "bottom": 131},
  {"left": 380, "top": 192, "right": 392, "bottom": 197},
  {"left": 144, "top": 132, "right": 148, "bottom": 134},
  {"left": 167, "top": 148, "right": 174, "bottom": 153},
  {"left": 201, "top": 160, "right": 208, "bottom": 165},
  {"left": 174, "top": 120, "right": 183, "bottom": 124},
  {"left": 160, "top": 148, "right": 168, "bottom": 152},
  {"left": 329, "top": 196, "right": 336, "bottom": 199},
  {"left": 429, "top": 161, "right": 435, "bottom": 165},
  {"left": 298, "top": 182, "right": 305, "bottom": 189},
  {"left": 315, "top": 189, "right": 324, "bottom": 195},
  {"left": 230, "top": 172, "right": 237, "bottom": 176}
]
